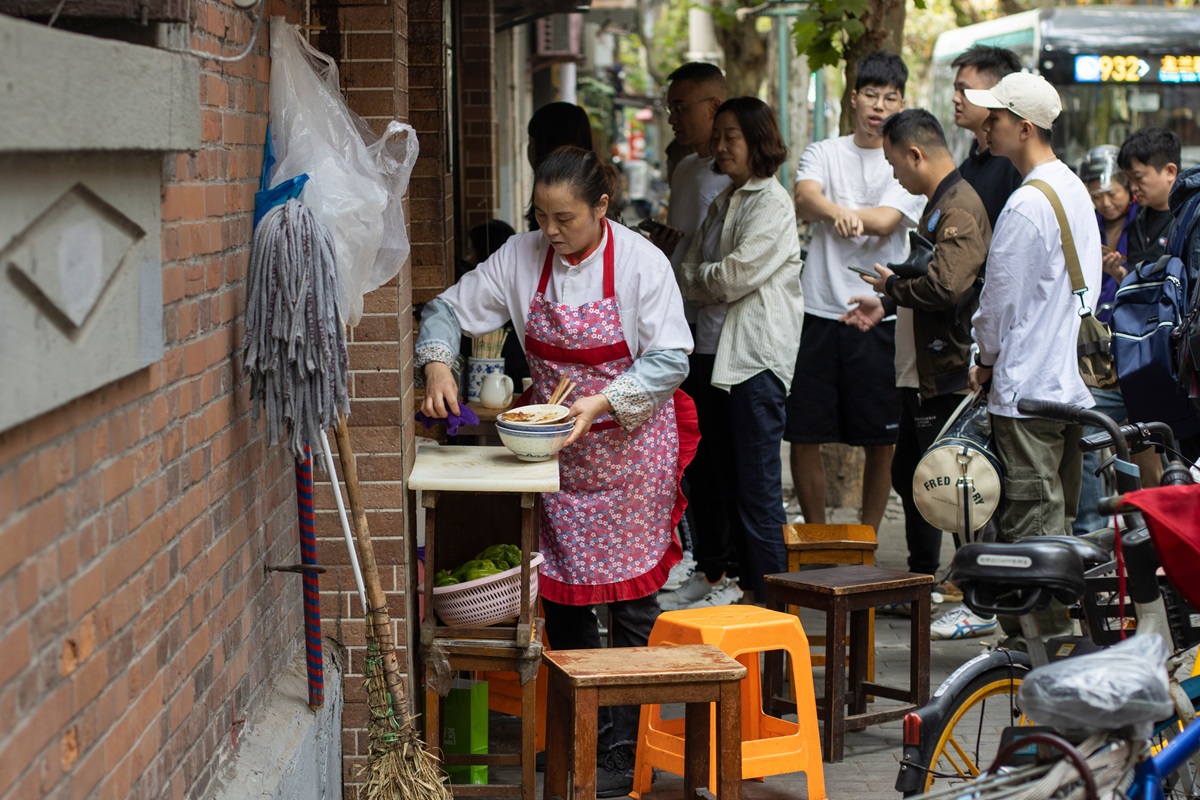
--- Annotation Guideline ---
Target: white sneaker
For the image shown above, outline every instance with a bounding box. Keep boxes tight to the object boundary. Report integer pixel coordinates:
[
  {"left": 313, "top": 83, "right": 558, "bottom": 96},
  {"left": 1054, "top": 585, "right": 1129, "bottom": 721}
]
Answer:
[
  {"left": 930, "top": 604, "right": 998, "bottom": 640},
  {"left": 658, "top": 572, "right": 716, "bottom": 611},
  {"left": 683, "top": 576, "right": 744, "bottom": 609},
  {"left": 662, "top": 551, "right": 697, "bottom": 592}
]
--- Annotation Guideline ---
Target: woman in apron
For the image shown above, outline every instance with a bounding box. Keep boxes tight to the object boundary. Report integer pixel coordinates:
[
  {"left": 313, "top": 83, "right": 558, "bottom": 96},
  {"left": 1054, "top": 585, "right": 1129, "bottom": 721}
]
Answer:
[{"left": 417, "top": 146, "right": 695, "bottom": 797}]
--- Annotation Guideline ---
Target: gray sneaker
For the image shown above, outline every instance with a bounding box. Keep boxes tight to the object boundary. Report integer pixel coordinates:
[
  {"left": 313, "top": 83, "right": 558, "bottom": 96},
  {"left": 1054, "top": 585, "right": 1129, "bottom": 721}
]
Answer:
[
  {"left": 661, "top": 552, "right": 696, "bottom": 591},
  {"left": 682, "top": 576, "right": 744, "bottom": 609},
  {"left": 658, "top": 572, "right": 714, "bottom": 611}
]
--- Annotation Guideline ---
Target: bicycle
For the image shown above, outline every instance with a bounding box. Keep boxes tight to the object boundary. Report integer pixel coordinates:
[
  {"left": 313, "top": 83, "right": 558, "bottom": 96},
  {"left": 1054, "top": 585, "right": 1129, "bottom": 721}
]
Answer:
[{"left": 896, "top": 398, "right": 1200, "bottom": 796}]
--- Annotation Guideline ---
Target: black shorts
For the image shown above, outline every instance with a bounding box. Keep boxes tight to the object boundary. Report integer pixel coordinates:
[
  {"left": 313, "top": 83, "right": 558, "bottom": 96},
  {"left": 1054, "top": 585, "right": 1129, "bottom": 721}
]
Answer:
[{"left": 784, "top": 314, "right": 901, "bottom": 446}]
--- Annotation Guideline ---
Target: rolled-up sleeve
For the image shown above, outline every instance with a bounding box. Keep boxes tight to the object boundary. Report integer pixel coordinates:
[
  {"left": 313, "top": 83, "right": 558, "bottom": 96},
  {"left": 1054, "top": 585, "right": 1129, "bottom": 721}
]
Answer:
[{"left": 603, "top": 349, "right": 689, "bottom": 430}]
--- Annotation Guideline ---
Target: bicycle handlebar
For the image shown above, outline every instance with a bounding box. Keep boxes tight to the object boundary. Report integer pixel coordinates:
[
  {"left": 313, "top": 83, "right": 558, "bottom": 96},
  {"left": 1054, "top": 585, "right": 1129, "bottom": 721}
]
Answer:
[{"left": 1018, "top": 398, "right": 1135, "bottom": 490}]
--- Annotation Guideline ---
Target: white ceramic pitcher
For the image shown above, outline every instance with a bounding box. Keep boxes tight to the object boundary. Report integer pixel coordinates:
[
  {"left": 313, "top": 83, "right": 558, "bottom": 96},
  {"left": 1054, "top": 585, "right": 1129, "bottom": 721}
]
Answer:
[{"left": 479, "top": 372, "right": 514, "bottom": 409}]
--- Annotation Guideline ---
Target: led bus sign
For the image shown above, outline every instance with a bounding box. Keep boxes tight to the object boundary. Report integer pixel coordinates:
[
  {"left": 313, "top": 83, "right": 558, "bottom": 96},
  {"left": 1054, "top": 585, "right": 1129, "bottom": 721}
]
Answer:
[{"left": 1074, "top": 54, "right": 1200, "bottom": 84}]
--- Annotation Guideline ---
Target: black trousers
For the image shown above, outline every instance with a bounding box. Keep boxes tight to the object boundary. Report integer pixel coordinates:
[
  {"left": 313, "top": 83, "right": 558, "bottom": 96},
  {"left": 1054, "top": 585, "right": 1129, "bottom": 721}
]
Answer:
[
  {"left": 891, "top": 389, "right": 963, "bottom": 575},
  {"left": 680, "top": 353, "right": 743, "bottom": 583},
  {"left": 541, "top": 594, "right": 661, "bottom": 751}
]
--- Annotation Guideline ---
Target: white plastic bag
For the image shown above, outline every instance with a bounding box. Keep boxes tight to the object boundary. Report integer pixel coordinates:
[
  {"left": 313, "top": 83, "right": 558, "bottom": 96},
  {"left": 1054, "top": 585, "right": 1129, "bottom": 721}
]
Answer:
[
  {"left": 267, "top": 17, "right": 418, "bottom": 326},
  {"left": 1017, "top": 633, "right": 1173, "bottom": 738}
]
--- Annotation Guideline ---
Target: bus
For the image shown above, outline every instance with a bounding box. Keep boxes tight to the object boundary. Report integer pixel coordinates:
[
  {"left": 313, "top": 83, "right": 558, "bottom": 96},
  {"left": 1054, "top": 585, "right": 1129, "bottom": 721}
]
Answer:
[{"left": 929, "top": 6, "right": 1200, "bottom": 170}]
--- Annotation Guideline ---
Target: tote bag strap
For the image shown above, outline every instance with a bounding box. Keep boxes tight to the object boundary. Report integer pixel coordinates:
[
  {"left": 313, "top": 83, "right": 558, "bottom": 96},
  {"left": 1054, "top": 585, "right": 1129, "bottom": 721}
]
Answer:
[{"left": 1026, "top": 178, "right": 1091, "bottom": 315}]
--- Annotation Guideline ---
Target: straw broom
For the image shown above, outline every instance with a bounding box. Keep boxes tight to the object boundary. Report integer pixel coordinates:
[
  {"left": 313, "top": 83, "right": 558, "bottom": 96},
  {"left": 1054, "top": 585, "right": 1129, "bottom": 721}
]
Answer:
[{"left": 335, "top": 414, "right": 451, "bottom": 800}]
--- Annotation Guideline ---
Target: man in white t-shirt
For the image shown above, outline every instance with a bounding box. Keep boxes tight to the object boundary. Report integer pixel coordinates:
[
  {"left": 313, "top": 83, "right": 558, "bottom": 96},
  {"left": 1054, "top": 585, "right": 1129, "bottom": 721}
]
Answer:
[
  {"left": 786, "top": 51, "right": 925, "bottom": 534},
  {"left": 966, "top": 73, "right": 1101, "bottom": 546},
  {"left": 650, "top": 63, "right": 742, "bottom": 612}
]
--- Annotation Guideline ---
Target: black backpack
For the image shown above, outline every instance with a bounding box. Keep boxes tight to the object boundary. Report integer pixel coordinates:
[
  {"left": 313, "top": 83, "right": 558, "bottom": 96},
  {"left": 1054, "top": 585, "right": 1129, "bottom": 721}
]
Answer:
[
  {"left": 1112, "top": 194, "right": 1200, "bottom": 439},
  {"left": 1172, "top": 194, "right": 1200, "bottom": 414}
]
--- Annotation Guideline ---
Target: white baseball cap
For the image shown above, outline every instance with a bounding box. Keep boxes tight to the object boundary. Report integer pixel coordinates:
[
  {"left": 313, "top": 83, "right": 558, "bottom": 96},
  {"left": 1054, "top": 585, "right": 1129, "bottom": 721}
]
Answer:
[{"left": 964, "top": 72, "right": 1062, "bottom": 130}]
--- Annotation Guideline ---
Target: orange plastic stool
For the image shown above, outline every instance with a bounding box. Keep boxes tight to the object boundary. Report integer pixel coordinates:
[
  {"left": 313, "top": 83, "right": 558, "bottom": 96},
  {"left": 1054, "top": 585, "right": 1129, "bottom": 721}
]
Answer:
[{"left": 632, "top": 606, "right": 827, "bottom": 800}]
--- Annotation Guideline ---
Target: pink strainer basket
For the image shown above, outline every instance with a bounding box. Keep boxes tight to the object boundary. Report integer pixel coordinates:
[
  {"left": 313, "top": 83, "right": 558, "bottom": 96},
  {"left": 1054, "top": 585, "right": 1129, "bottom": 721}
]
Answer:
[{"left": 432, "top": 552, "right": 545, "bottom": 627}]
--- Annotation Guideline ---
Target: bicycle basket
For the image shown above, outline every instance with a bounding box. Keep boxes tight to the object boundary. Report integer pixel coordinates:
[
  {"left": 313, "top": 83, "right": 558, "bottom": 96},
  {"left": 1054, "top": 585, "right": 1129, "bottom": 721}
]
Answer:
[
  {"left": 1120, "top": 484, "right": 1200, "bottom": 613},
  {"left": 1082, "top": 569, "right": 1200, "bottom": 649}
]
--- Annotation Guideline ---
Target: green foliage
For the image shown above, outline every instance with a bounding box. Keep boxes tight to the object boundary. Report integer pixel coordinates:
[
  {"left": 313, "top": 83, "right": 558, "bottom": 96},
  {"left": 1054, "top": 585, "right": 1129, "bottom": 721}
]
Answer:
[
  {"left": 792, "top": 0, "right": 925, "bottom": 70},
  {"left": 648, "top": 0, "right": 690, "bottom": 83}
]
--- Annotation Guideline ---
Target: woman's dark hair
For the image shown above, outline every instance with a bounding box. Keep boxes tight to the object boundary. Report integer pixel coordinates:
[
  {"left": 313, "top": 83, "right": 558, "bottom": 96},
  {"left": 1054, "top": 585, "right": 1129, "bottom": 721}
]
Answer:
[
  {"left": 469, "top": 220, "right": 516, "bottom": 262},
  {"left": 855, "top": 51, "right": 908, "bottom": 95},
  {"left": 527, "top": 102, "right": 594, "bottom": 168},
  {"left": 533, "top": 146, "right": 620, "bottom": 218},
  {"left": 710, "top": 97, "right": 788, "bottom": 179}
]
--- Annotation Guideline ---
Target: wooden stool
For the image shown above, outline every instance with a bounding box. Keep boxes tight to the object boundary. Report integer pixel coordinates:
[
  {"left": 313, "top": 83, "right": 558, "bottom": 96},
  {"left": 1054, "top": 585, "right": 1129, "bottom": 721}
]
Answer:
[
  {"left": 763, "top": 566, "right": 933, "bottom": 762},
  {"left": 783, "top": 524, "right": 878, "bottom": 679},
  {"left": 424, "top": 637, "right": 542, "bottom": 799},
  {"left": 544, "top": 645, "right": 745, "bottom": 800}
]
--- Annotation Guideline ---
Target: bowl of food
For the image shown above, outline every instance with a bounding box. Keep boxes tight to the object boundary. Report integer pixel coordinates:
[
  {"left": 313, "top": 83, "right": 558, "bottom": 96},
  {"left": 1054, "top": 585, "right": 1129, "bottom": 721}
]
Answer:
[
  {"left": 496, "top": 418, "right": 575, "bottom": 461},
  {"left": 497, "top": 404, "right": 570, "bottom": 426}
]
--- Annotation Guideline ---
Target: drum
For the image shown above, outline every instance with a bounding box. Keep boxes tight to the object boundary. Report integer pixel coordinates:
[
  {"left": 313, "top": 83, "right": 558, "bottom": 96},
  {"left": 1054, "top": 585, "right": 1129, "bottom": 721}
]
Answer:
[{"left": 912, "top": 392, "right": 1004, "bottom": 535}]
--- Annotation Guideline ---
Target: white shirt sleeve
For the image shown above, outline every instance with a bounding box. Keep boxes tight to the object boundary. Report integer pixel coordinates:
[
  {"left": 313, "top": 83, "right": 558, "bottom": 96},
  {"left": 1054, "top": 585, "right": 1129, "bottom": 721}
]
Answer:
[
  {"left": 438, "top": 237, "right": 522, "bottom": 338},
  {"left": 971, "top": 207, "right": 1042, "bottom": 364},
  {"left": 794, "top": 140, "right": 828, "bottom": 188},
  {"left": 880, "top": 179, "right": 925, "bottom": 228}
]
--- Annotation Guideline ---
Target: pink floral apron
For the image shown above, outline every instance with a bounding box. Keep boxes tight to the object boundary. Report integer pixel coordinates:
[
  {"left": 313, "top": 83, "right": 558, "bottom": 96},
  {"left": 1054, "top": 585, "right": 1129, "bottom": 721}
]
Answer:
[{"left": 524, "top": 223, "right": 681, "bottom": 605}]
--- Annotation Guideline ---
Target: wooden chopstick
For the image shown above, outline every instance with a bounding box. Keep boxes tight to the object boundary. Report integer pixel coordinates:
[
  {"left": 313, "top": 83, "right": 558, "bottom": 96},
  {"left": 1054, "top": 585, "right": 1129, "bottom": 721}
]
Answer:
[{"left": 548, "top": 375, "right": 575, "bottom": 406}]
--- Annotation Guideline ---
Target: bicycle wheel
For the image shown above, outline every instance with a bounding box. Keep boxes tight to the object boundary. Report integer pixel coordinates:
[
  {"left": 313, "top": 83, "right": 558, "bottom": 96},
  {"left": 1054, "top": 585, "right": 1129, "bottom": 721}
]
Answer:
[{"left": 914, "top": 665, "right": 1033, "bottom": 793}]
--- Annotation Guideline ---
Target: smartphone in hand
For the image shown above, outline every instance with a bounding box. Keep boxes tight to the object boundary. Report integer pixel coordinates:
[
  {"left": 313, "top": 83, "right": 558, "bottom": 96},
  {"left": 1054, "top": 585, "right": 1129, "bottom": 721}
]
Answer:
[
  {"left": 848, "top": 265, "right": 881, "bottom": 279},
  {"left": 637, "top": 218, "right": 666, "bottom": 235}
]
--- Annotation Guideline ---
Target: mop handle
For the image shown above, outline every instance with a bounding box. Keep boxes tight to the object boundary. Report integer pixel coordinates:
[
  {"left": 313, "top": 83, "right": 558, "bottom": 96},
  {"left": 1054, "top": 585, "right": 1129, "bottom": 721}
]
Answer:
[{"left": 318, "top": 429, "right": 369, "bottom": 611}]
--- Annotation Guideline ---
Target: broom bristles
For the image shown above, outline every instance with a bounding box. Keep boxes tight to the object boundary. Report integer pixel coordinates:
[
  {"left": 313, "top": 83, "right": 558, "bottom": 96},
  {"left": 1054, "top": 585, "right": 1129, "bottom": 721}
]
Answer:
[{"left": 359, "top": 610, "right": 451, "bottom": 800}]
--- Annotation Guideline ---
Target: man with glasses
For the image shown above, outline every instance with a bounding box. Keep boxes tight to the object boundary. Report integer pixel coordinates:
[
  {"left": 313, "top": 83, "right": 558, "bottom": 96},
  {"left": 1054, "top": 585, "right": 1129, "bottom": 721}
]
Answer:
[
  {"left": 653, "top": 62, "right": 742, "bottom": 612},
  {"left": 787, "top": 51, "right": 924, "bottom": 537}
]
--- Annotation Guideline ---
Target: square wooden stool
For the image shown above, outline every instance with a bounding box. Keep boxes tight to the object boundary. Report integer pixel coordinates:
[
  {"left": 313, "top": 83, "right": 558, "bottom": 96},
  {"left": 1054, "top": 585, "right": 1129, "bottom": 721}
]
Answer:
[
  {"left": 763, "top": 566, "right": 933, "bottom": 762},
  {"left": 543, "top": 645, "right": 746, "bottom": 800}
]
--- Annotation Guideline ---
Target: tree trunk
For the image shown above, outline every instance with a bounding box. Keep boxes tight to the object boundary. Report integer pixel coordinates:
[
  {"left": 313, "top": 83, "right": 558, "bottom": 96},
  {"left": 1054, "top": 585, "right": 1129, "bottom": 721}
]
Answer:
[
  {"left": 822, "top": 443, "right": 866, "bottom": 509},
  {"left": 716, "top": 18, "right": 770, "bottom": 98},
  {"left": 838, "top": 0, "right": 907, "bottom": 134}
]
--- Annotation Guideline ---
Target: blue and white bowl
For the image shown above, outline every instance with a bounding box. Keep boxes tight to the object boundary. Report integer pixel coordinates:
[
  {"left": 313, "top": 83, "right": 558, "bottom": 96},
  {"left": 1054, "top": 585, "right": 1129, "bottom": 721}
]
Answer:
[{"left": 495, "top": 419, "right": 574, "bottom": 462}]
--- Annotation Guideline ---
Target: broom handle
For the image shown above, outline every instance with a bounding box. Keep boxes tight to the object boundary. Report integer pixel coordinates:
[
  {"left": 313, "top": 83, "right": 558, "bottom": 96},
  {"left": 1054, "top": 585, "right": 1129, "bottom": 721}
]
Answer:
[{"left": 334, "top": 413, "right": 409, "bottom": 718}]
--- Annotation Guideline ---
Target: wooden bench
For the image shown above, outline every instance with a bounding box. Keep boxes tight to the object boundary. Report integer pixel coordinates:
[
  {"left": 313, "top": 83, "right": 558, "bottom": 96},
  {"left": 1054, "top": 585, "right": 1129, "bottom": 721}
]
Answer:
[
  {"left": 763, "top": 566, "right": 933, "bottom": 762},
  {"left": 543, "top": 645, "right": 745, "bottom": 800}
]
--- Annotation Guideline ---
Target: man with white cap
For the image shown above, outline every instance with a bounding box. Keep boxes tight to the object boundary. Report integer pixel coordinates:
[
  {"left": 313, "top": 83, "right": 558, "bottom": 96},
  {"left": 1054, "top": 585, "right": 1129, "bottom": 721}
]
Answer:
[{"left": 965, "top": 73, "right": 1101, "bottom": 555}]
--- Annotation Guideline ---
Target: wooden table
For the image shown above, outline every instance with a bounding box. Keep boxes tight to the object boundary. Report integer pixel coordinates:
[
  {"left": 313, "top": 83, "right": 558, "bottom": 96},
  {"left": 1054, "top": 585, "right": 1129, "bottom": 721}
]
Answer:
[
  {"left": 763, "top": 566, "right": 933, "bottom": 762},
  {"left": 543, "top": 645, "right": 746, "bottom": 800}
]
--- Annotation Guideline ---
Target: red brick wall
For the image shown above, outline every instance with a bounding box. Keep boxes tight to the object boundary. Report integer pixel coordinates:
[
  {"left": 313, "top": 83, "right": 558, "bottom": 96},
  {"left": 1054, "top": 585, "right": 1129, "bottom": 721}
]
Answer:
[
  {"left": 0, "top": 0, "right": 463, "bottom": 794},
  {"left": 0, "top": 0, "right": 311, "bottom": 797},
  {"left": 456, "top": 0, "right": 499, "bottom": 239}
]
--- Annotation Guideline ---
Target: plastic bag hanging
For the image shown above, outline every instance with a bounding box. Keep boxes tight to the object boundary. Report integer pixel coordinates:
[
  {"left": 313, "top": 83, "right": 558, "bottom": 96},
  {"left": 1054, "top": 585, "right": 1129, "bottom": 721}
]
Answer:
[{"left": 266, "top": 17, "right": 418, "bottom": 326}]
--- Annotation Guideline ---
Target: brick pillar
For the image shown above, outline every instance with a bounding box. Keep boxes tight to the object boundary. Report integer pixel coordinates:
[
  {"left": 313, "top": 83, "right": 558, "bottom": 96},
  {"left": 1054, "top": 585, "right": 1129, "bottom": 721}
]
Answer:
[
  {"left": 455, "top": 0, "right": 499, "bottom": 241},
  {"left": 410, "top": 0, "right": 455, "bottom": 304},
  {"left": 307, "top": 2, "right": 421, "bottom": 797}
]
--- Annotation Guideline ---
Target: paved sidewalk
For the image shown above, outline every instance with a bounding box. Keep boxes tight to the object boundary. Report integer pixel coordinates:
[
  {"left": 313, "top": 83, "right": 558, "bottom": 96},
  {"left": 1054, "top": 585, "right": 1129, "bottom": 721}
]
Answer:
[{"left": 484, "top": 484, "right": 993, "bottom": 798}]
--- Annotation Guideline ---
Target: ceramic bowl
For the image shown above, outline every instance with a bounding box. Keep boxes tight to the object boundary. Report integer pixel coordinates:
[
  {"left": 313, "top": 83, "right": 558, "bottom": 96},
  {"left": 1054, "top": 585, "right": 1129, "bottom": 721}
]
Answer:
[
  {"left": 496, "top": 419, "right": 574, "bottom": 462},
  {"left": 497, "top": 404, "right": 570, "bottom": 426}
]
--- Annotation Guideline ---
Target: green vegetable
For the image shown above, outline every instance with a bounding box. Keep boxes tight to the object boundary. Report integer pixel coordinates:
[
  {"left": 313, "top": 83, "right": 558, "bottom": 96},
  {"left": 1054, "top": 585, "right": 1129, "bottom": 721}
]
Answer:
[
  {"left": 463, "top": 567, "right": 503, "bottom": 582},
  {"left": 434, "top": 570, "right": 459, "bottom": 587}
]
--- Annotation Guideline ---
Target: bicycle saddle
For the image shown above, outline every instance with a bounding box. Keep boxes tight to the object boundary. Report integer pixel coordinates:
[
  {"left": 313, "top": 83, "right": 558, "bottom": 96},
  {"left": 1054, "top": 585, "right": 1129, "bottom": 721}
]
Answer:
[
  {"left": 953, "top": 540, "right": 1087, "bottom": 617},
  {"left": 1035, "top": 535, "right": 1111, "bottom": 568}
]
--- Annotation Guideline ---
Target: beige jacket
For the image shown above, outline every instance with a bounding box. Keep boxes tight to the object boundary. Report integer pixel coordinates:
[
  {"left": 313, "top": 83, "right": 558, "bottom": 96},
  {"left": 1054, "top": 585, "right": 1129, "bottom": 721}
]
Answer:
[{"left": 679, "top": 175, "right": 805, "bottom": 391}]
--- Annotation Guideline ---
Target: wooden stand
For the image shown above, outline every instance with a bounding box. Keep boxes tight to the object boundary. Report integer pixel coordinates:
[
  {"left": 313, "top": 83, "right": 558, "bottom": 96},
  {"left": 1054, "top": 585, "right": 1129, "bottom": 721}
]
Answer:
[{"left": 410, "top": 446, "right": 560, "bottom": 800}]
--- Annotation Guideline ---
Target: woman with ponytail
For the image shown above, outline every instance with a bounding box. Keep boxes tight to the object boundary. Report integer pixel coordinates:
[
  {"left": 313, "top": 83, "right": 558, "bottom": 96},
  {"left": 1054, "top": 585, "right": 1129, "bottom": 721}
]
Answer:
[{"left": 417, "top": 146, "right": 695, "bottom": 797}]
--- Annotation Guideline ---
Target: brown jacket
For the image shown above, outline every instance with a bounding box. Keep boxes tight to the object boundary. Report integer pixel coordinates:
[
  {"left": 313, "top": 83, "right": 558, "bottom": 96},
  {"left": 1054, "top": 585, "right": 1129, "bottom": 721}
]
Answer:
[{"left": 886, "top": 171, "right": 991, "bottom": 399}]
